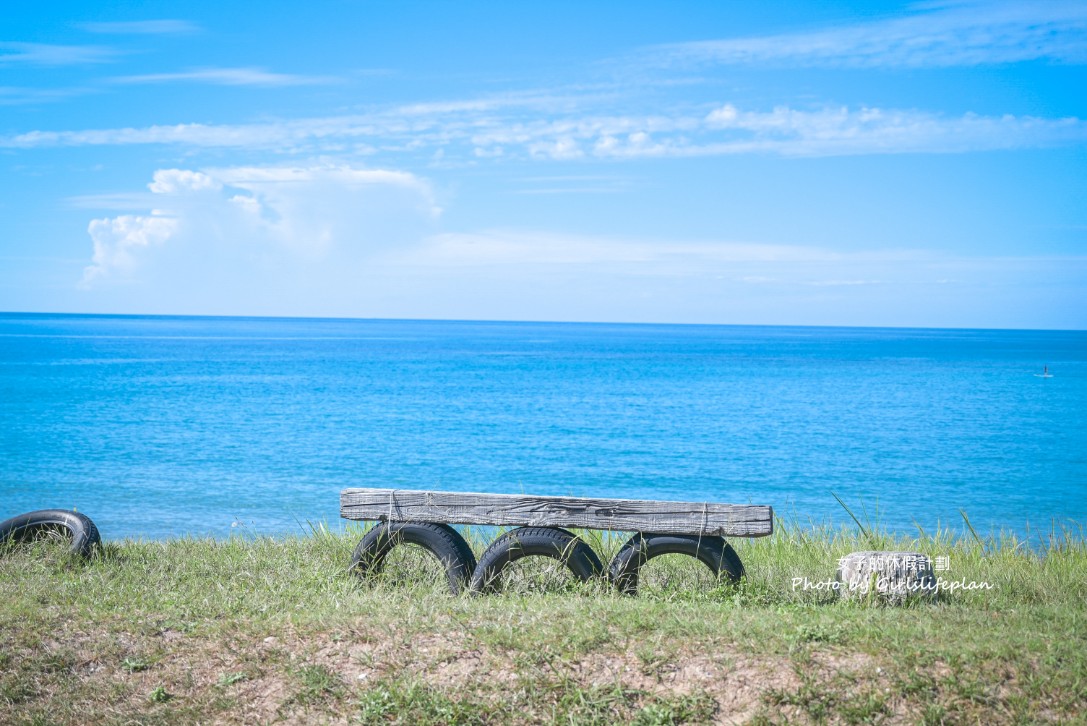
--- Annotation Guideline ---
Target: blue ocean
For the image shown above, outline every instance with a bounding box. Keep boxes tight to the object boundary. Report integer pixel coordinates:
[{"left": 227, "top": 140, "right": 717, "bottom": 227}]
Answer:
[{"left": 1, "top": 313, "right": 1084, "bottom": 542}]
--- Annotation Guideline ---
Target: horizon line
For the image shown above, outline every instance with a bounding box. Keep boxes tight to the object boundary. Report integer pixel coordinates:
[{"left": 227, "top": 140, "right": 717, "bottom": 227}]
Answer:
[{"left": 1, "top": 309, "right": 1083, "bottom": 334}]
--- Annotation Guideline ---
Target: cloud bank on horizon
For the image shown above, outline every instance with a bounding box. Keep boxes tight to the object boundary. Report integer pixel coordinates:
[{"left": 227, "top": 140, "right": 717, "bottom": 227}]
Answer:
[
  {"left": 82, "top": 165, "right": 438, "bottom": 288},
  {"left": 1, "top": 0, "right": 1084, "bottom": 328}
]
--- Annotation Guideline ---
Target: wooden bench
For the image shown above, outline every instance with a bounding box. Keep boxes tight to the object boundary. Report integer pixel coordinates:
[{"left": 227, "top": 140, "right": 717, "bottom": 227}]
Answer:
[{"left": 341, "top": 488, "right": 773, "bottom": 595}]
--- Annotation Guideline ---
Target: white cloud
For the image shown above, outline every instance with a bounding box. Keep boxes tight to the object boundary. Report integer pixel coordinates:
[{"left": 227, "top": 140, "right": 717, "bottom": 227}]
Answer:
[
  {"left": 83, "top": 215, "right": 178, "bottom": 285},
  {"left": 211, "top": 165, "right": 428, "bottom": 190},
  {"left": 0, "top": 85, "right": 94, "bottom": 106},
  {"left": 81, "top": 164, "right": 439, "bottom": 288},
  {"left": 650, "top": 1, "right": 1087, "bottom": 68},
  {"left": 0, "top": 42, "right": 116, "bottom": 66},
  {"left": 147, "top": 169, "right": 221, "bottom": 194},
  {"left": 693, "top": 104, "right": 1087, "bottom": 156},
  {"left": 6, "top": 101, "right": 1084, "bottom": 158},
  {"left": 4, "top": 122, "right": 311, "bottom": 149},
  {"left": 478, "top": 105, "right": 1087, "bottom": 159},
  {"left": 111, "top": 67, "right": 338, "bottom": 87},
  {"left": 528, "top": 137, "right": 584, "bottom": 160},
  {"left": 77, "top": 20, "right": 201, "bottom": 35}
]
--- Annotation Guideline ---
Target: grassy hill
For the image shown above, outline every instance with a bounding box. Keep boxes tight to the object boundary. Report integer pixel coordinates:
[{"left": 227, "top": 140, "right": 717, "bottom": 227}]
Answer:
[{"left": 1, "top": 522, "right": 1084, "bottom": 724}]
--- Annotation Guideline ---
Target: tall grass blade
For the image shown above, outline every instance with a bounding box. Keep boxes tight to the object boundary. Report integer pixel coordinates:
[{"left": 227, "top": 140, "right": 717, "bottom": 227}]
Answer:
[
  {"left": 959, "top": 509, "right": 983, "bottom": 547},
  {"left": 831, "top": 491, "right": 871, "bottom": 542}
]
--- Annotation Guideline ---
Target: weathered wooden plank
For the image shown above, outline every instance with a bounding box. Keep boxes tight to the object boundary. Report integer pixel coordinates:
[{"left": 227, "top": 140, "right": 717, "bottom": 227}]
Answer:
[{"left": 340, "top": 488, "right": 773, "bottom": 538}]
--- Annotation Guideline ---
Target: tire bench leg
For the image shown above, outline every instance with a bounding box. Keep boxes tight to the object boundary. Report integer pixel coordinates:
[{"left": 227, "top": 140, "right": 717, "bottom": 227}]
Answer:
[
  {"left": 469, "top": 526, "right": 603, "bottom": 594},
  {"left": 351, "top": 521, "right": 477, "bottom": 595},
  {"left": 607, "top": 533, "right": 744, "bottom": 595}
]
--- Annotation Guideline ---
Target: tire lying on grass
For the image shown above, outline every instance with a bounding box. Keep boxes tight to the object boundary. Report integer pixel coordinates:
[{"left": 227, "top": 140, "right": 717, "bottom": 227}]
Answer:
[
  {"left": 0, "top": 509, "right": 101, "bottom": 559},
  {"left": 608, "top": 533, "right": 744, "bottom": 595},
  {"left": 351, "top": 521, "right": 477, "bottom": 595},
  {"left": 470, "top": 526, "right": 603, "bottom": 594}
]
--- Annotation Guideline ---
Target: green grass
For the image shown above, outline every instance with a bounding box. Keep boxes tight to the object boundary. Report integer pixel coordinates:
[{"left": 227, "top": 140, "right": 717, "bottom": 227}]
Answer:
[{"left": 1, "top": 520, "right": 1085, "bottom": 724}]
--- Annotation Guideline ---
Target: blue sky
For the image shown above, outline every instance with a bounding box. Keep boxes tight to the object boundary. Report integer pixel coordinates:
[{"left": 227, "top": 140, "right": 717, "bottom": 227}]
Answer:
[{"left": 2, "top": 0, "right": 1085, "bottom": 328}]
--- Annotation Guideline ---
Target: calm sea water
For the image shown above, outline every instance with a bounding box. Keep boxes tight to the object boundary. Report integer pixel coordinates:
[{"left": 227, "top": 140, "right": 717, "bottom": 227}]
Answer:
[{"left": 1, "top": 313, "right": 1084, "bottom": 543}]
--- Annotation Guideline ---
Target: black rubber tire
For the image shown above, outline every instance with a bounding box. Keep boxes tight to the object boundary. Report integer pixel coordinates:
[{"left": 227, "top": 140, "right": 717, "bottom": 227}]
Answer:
[
  {"left": 607, "top": 533, "right": 744, "bottom": 595},
  {"left": 350, "top": 521, "right": 477, "bottom": 595},
  {"left": 0, "top": 509, "right": 101, "bottom": 559},
  {"left": 469, "top": 526, "right": 603, "bottom": 594}
]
